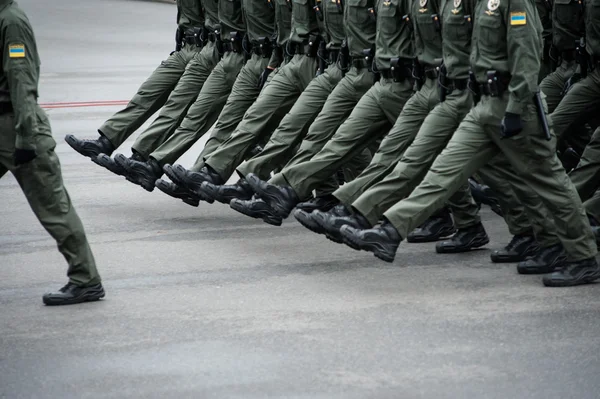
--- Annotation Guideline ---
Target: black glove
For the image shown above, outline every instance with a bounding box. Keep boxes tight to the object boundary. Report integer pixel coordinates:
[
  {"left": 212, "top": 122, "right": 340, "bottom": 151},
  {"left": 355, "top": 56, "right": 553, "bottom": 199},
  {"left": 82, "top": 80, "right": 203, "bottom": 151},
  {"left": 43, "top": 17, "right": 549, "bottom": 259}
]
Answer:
[
  {"left": 14, "top": 148, "right": 37, "bottom": 166},
  {"left": 257, "top": 68, "right": 274, "bottom": 90},
  {"left": 500, "top": 112, "right": 523, "bottom": 138}
]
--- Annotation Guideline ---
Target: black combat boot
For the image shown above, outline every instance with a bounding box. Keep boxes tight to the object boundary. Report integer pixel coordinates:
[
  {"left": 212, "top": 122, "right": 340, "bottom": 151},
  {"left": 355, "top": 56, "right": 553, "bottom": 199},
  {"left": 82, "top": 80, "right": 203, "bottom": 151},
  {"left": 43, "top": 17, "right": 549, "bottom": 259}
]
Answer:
[
  {"left": 516, "top": 243, "right": 567, "bottom": 275},
  {"left": 115, "top": 154, "right": 162, "bottom": 192},
  {"left": 230, "top": 196, "right": 283, "bottom": 226},
  {"left": 490, "top": 232, "right": 539, "bottom": 263},
  {"left": 199, "top": 179, "right": 254, "bottom": 204},
  {"left": 245, "top": 173, "right": 299, "bottom": 218},
  {"left": 92, "top": 152, "right": 145, "bottom": 177},
  {"left": 155, "top": 179, "right": 201, "bottom": 207},
  {"left": 42, "top": 282, "right": 105, "bottom": 306},
  {"left": 163, "top": 164, "right": 214, "bottom": 203},
  {"left": 65, "top": 134, "right": 115, "bottom": 159},
  {"left": 314, "top": 206, "right": 371, "bottom": 245},
  {"left": 340, "top": 220, "right": 402, "bottom": 262},
  {"left": 435, "top": 222, "right": 489, "bottom": 253},
  {"left": 295, "top": 194, "right": 339, "bottom": 213},
  {"left": 406, "top": 208, "right": 456, "bottom": 243},
  {"left": 294, "top": 204, "right": 351, "bottom": 237},
  {"left": 171, "top": 164, "right": 224, "bottom": 196},
  {"left": 543, "top": 257, "right": 600, "bottom": 287}
]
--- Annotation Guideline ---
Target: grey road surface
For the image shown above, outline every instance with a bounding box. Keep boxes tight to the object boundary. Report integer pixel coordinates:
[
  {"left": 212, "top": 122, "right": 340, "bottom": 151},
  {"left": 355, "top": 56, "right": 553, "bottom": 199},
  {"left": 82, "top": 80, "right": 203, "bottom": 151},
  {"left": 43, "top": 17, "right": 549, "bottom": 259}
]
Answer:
[{"left": 1, "top": 1, "right": 600, "bottom": 398}]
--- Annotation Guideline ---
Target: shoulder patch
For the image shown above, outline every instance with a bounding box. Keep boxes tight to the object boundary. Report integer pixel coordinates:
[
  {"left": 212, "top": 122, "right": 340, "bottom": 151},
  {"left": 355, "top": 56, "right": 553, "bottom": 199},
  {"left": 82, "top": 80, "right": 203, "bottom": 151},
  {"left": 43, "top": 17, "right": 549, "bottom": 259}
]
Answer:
[
  {"left": 510, "top": 12, "right": 526, "bottom": 25},
  {"left": 9, "top": 44, "right": 25, "bottom": 58}
]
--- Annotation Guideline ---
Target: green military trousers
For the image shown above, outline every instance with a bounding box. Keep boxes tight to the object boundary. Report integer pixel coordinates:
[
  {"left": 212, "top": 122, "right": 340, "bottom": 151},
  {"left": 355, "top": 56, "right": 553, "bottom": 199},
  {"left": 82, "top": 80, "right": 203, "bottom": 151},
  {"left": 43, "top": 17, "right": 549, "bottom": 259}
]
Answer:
[
  {"left": 551, "top": 68, "right": 600, "bottom": 141},
  {"left": 571, "top": 127, "right": 600, "bottom": 217},
  {"left": 540, "top": 59, "right": 591, "bottom": 153},
  {"left": 203, "top": 53, "right": 319, "bottom": 181},
  {"left": 130, "top": 42, "right": 221, "bottom": 159},
  {"left": 99, "top": 43, "right": 200, "bottom": 148},
  {"left": 334, "top": 77, "right": 439, "bottom": 206},
  {"left": 382, "top": 95, "right": 598, "bottom": 261},
  {"left": 234, "top": 62, "right": 343, "bottom": 180},
  {"left": 350, "top": 88, "right": 475, "bottom": 226},
  {"left": 148, "top": 50, "right": 250, "bottom": 166},
  {"left": 271, "top": 74, "right": 412, "bottom": 199},
  {"left": 475, "top": 154, "right": 559, "bottom": 247},
  {"left": 0, "top": 109, "right": 101, "bottom": 287}
]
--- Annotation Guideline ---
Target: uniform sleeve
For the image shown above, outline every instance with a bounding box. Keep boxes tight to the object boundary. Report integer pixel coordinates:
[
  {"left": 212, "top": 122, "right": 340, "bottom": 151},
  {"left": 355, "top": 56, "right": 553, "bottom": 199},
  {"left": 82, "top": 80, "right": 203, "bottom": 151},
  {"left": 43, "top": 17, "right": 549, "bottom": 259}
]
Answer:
[
  {"left": 3, "top": 22, "right": 39, "bottom": 151},
  {"left": 504, "top": 0, "right": 542, "bottom": 115}
]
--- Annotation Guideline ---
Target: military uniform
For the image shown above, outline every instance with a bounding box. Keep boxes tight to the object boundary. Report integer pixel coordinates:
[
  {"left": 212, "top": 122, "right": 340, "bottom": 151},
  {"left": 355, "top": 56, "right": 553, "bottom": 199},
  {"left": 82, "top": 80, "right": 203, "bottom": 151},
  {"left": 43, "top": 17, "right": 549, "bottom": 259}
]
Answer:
[
  {"left": 198, "top": 0, "right": 329, "bottom": 182},
  {"left": 136, "top": 0, "right": 259, "bottom": 172},
  {"left": 0, "top": 0, "right": 103, "bottom": 305},
  {"left": 340, "top": 0, "right": 600, "bottom": 287},
  {"left": 249, "top": 0, "right": 415, "bottom": 213},
  {"left": 118, "top": 0, "right": 289, "bottom": 191},
  {"left": 233, "top": 0, "right": 347, "bottom": 183},
  {"left": 66, "top": 0, "right": 205, "bottom": 155},
  {"left": 123, "top": 0, "right": 221, "bottom": 161},
  {"left": 536, "top": 0, "right": 553, "bottom": 82}
]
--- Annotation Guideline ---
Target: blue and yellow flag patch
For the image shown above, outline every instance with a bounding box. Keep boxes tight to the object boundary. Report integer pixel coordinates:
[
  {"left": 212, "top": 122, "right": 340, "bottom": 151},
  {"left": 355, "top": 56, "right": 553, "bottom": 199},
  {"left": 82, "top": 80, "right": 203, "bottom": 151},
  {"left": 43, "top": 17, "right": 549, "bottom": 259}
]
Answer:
[
  {"left": 510, "top": 12, "right": 526, "bottom": 25},
  {"left": 8, "top": 44, "right": 25, "bottom": 58}
]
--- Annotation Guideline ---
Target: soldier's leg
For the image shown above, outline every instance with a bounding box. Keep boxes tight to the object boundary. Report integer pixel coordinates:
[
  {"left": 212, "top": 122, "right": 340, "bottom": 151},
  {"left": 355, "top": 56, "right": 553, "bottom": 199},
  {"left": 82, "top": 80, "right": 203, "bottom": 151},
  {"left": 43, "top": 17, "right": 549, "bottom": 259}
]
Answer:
[
  {"left": 569, "top": 126, "right": 600, "bottom": 201},
  {"left": 149, "top": 52, "right": 245, "bottom": 166},
  {"left": 236, "top": 63, "right": 344, "bottom": 180},
  {"left": 270, "top": 67, "right": 374, "bottom": 180},
  {"left": 0, "top": 114, "right": 100, "bottom": 287},
  {"left": 382, "top": 110, "right": 498, "bottom": 240},
  {"left": 584, "top": 190, "right": 600, "bottom": 223},
  {"left": 99, "top": 44, "right": 197, "bottom": 148},
  {"left": 494, "top": 103, "right": 597, "bottom": 264},
  {"left": 334, "top": 78, "right": 437, "bottom": 206},
  {"left": 277, "top": 78, "right": 413, "bottom": 199},
  {"left": 351, "top": 90, "right": 473, "bottom": 225},
  {"left": 550, "top": 69, "right": 600, "bottom": 140},
  {"left": 204, "top": 54, "right": 318, "bottom": 181},
  {"left": 132, "top": 43, "right": 220, "bottom": 158}
]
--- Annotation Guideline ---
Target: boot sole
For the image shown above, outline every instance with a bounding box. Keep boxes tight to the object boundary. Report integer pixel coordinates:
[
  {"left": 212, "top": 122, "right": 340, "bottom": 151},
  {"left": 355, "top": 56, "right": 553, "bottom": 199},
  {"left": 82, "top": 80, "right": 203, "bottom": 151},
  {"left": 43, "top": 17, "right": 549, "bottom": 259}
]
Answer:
[
  {"left": 490, "top": 246, "right": 540, "bottom": 263},
  {"left": 435, "top": 235, "right": 490, "bottom": 254},
  {"left": 340, "top": 227, "right": 396, "bottom": 263},
  {"left": 294, "top": 211, "right": 325, "bottom": 236},
  {"left": 64, "top": 135, "right": 105, "bottom": 159},
  {"left": 43, "top": 287, "right": 105, "bottom": 306},
  {"left": 230, "top": 201, "right": 282, "bottom": 227},
  {"left": 247, "top": 177, "right": 293, "bottom": 218},
  {"left": 155, "top": 180, "right": 200, "bottom": 207},
  {"left": 92, "top": 155, "right": 126, "bottom": 176},
  {"left": 517, "top": 255, "right": 567, "bottom": 275},
  {"left": 543, "top": 267, "right": 600, "bottom": 287},
  {"left": 407, "top": 226, "right": 457, "bottom": 243}
]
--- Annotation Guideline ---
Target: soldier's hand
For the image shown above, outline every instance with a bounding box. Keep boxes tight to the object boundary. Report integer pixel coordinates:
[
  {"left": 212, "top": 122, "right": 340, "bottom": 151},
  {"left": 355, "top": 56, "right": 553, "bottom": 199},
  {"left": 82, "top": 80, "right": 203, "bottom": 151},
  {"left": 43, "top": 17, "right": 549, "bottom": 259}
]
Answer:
[
  {"left": 257, "top": 67, "right": 274, "bottom": 90},
  {"left": 500, "top": 112, "right": 523, "bottom": 138},
  {"left": 13, "top": 148, "right": 37, "bottom": 166}
]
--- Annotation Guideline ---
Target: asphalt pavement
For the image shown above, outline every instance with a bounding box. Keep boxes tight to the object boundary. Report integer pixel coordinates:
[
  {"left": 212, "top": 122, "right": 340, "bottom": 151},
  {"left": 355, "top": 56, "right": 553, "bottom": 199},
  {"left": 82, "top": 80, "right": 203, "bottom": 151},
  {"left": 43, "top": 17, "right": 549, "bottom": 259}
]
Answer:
[{"left": 1, "top": 1, "right": 600, "bottom": 398}]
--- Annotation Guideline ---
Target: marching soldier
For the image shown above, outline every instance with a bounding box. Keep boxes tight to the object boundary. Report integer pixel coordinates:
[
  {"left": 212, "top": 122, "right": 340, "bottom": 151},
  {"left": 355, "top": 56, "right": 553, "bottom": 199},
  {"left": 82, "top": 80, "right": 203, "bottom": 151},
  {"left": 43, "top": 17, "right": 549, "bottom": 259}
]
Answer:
[
  {"left": 339, "top": 0, "right": 600, "bottom": 287},
  {"left": 1, "top": 0, "right": 104, "bottom": 305}
]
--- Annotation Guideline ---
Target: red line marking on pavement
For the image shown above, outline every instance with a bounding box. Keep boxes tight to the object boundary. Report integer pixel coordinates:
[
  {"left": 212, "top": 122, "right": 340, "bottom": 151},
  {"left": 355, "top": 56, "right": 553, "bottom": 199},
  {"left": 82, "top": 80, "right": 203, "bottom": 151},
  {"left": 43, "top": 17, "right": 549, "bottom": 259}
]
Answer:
[{"left": 40, "top": 100, "right": 129, "bottom": 109}]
